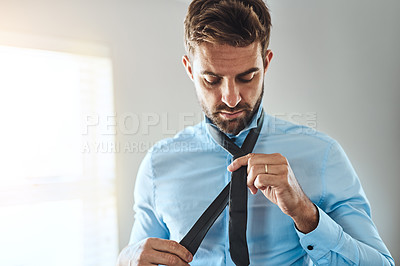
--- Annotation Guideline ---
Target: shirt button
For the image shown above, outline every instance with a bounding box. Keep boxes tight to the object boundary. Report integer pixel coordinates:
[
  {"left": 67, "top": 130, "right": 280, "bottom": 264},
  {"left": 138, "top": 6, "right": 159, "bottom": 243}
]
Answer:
[{"left": 307, "top": 245, "right": 314, "bottom": 250}]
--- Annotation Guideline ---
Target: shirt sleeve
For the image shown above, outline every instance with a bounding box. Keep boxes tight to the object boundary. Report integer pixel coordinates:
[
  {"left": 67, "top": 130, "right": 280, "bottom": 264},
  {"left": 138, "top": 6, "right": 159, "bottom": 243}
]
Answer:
[
  {"left": 128, "top": 151, "right": 170, "bottom": 245},
  {"left": 295, "top": 141, "right": 395, "bottom": 265}
]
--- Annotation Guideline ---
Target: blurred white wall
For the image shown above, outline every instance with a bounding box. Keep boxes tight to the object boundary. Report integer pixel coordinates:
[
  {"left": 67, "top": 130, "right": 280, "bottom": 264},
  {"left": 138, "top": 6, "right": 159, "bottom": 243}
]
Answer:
[{"left": 0, "top": 0, "right": 398, "bottom": 262}]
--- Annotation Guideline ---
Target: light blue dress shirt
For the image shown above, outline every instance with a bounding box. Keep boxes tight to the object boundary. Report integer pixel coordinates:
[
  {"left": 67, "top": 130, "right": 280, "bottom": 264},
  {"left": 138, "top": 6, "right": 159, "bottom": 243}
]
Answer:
[{"left": 129, "top": 103, "right": 394, "bottom": 265}]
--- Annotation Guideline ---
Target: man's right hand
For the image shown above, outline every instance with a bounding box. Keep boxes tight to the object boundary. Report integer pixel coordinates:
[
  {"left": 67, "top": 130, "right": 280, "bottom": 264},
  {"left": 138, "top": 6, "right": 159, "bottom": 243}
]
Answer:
[{"left": 117, "top": 237, "right": 193, "bottom": 266}]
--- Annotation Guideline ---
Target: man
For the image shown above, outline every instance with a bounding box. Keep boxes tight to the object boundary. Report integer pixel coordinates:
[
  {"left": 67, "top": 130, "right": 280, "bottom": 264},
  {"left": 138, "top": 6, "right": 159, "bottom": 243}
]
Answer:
[{"left": 118, "top": 0, "right": 394, "bottom": 265}]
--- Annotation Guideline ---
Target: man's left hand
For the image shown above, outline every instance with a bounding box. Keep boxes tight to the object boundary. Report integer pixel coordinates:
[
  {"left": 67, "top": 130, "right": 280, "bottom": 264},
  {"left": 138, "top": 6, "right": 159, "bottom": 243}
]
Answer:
[{"left": 227, "top": 153, "right": 319, "bottom": 233}]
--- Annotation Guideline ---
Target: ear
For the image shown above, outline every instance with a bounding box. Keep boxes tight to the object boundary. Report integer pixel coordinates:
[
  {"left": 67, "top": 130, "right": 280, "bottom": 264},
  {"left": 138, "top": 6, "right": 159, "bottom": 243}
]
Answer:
[
  {"left": 182, "top": 55, "right": 194, "bottom": 81},
  {"left": 263, "top": 50, "right": 274, "bottom": 75}
]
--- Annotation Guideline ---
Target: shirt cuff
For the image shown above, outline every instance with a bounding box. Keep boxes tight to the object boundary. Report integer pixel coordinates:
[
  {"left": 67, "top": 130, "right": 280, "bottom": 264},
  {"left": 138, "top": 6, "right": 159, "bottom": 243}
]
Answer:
[{"left": 295, "top": 205, "right": 343, "bottom": 262}]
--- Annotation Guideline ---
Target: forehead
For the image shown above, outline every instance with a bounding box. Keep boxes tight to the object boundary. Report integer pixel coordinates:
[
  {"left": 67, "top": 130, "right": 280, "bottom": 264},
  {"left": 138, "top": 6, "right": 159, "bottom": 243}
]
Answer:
[{"left": 191, "top": 42, "right": 263, "bottom": 75}]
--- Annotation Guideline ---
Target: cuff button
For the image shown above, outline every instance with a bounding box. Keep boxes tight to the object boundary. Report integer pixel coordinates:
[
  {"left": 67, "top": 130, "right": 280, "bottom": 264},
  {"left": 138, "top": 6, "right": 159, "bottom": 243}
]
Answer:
[{"left": 307, "top": 245, "right": 314, "bottom": 250}]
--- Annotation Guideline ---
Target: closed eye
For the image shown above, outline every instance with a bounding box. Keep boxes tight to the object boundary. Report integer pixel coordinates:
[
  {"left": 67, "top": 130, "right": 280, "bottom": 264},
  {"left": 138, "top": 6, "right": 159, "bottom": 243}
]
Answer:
[
  {"left": 204, "top": 75, "right": 221, "bottom": 85},
  {"left": 238, "top": 72, "right": 256, "bottom": 83}
]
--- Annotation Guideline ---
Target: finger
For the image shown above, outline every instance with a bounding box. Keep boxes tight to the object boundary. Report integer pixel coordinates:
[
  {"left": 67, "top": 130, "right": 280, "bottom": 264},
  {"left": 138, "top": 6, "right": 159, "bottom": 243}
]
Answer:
[
  {"left": 247, "top": 179, "right": 258, "bottom": 195},
  {"left": 253, "top": 173, "right": 281, "bottom": 190},
  {"left": 247, "top": 164, "right": 264, "bottom": 194},
  {"left": 227, "top": 153, "right": 287, "bottom": 172},
  {"left": 149, "top": 238, "right": 193, "bottom": 263},
  {"left": 147, "top": 249, "right": 190, "bottom": 266},
  {"left": 246, "top": 164, "right": 283, "bottom": 194},
  {"left": 248, "top": 164, "right": 285, "bottom": 176},
  {"left": 227, "top": 153, "right": 254, "bottom": 172},
  {"left": 247, "top": 153, "right": 287, "bottom": 169}
]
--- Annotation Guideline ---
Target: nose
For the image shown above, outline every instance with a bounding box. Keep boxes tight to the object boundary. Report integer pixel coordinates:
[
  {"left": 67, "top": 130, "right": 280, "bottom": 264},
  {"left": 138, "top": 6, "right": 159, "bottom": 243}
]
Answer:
[{"left": 221, "top": 79, "right": 241, "bottom": 108}]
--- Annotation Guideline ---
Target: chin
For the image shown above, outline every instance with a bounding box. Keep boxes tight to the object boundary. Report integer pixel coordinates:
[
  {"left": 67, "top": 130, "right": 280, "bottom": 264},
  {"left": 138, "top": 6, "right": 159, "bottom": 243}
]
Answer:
[{"left": 217, "top": 119, "right": 244, "bottom": 135}]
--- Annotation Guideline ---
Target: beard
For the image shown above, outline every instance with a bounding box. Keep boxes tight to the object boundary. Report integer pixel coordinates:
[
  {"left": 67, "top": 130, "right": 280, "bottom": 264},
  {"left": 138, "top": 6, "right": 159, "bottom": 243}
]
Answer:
[{"left": 200, "top": 84, "right": 264, "bottom": 136}]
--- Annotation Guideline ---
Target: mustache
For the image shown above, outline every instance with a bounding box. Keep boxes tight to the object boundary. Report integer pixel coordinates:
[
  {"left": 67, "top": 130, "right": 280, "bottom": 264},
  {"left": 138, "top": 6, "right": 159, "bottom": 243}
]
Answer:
[{"left": 215, "top": 103, "right": 251, "bottom": 113}]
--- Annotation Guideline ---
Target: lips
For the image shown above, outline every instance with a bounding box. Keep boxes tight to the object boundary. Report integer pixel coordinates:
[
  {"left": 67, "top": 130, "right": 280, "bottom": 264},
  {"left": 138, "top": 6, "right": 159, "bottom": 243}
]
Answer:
[{"left": 219, "top": 110, "right": 244, "bottom": 119}]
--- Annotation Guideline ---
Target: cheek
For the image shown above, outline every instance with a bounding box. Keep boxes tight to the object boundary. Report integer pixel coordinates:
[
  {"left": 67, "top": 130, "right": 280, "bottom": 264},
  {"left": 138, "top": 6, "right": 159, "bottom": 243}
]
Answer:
[
  {"left": 194, "top": 80, "right": 220, "bottom": 103},
  {"left": 242, "top": 81, "right": 263, "bottom": 102}
]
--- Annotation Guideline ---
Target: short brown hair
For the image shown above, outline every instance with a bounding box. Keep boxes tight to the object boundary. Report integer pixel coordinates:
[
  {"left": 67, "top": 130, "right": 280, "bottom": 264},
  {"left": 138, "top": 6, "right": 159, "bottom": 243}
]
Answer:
[{"left": 184, "top": 0, "right": 272, "bottom": 59}]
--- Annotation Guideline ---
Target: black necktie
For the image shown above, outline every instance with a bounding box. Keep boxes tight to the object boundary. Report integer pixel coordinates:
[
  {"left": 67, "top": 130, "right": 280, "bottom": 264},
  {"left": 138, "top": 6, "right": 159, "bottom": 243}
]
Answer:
[{"left": 180, "top": 110, "right": 264, "bottom": 266}]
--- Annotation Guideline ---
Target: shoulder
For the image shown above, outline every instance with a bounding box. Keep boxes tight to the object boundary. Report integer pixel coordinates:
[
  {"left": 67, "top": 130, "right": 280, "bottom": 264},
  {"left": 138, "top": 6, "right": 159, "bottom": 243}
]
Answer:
[
  {"left": 259, "top": 114, "right": 343, "bottom": 168},
  {"left": 149, "top": 121, "right": 209, "bottom": 154},
  {"left": 264, "top": 114, "right": 338, "bottom": 148},
  {"left": 137, "top": 122, "right": 207, "bottom": 179},
  {"left": 141, "top": 121, "right": 224, "bottom": 182},
  {"left": 146, "top": 121, "right": 222, "bottom": 169}
]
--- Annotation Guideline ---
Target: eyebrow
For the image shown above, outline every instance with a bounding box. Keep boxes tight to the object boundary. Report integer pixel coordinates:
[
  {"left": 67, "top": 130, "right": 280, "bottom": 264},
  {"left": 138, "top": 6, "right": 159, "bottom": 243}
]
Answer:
[
  {"left": 201, "top": 67, "right": 260, "bottom": 78},
  {"left": 237, "top": 67, "right": 260, "bottom": 77}
]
